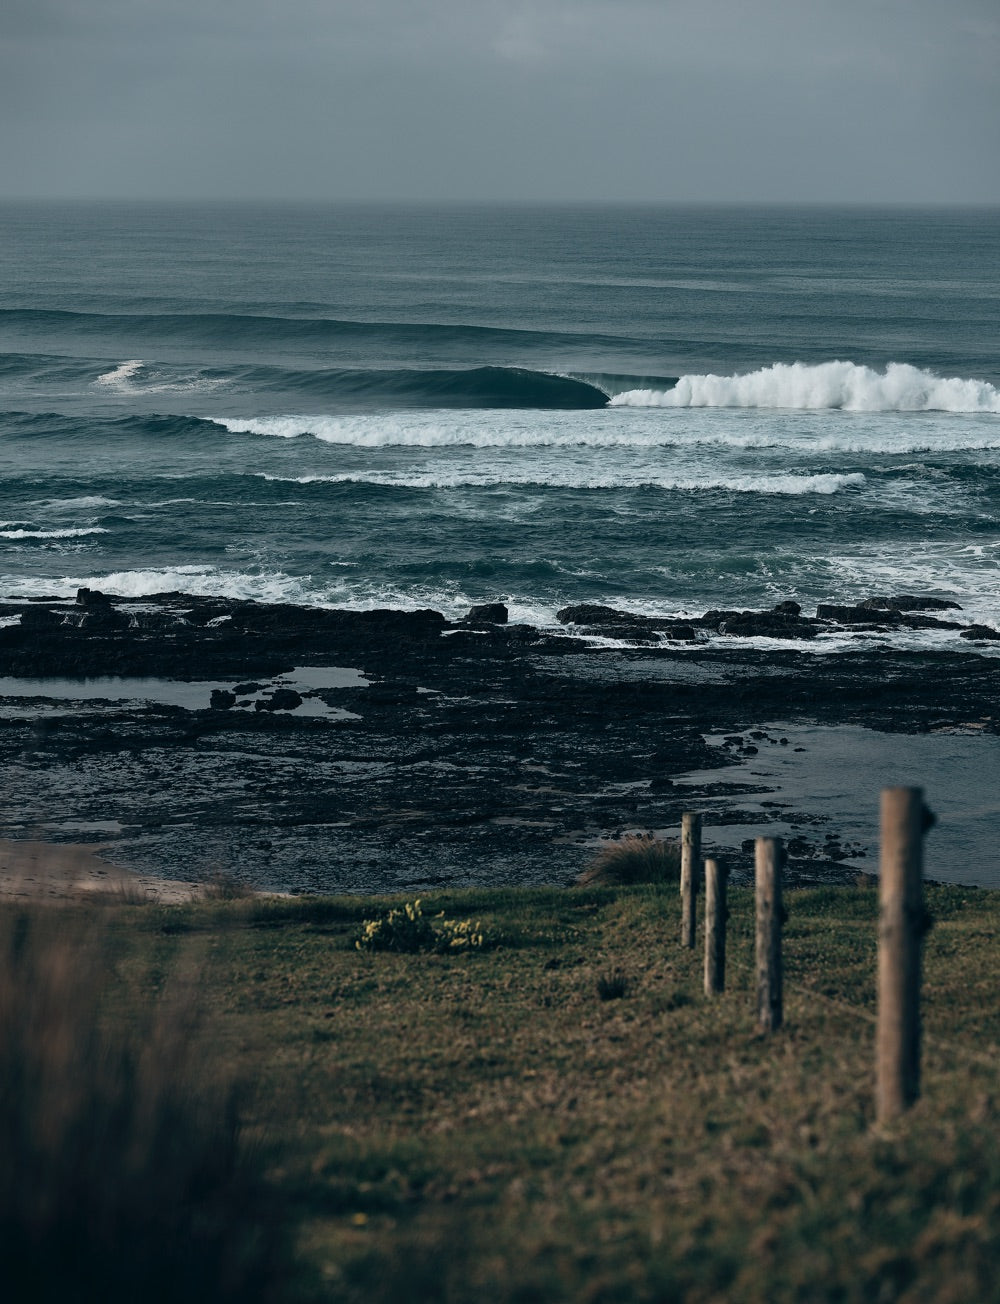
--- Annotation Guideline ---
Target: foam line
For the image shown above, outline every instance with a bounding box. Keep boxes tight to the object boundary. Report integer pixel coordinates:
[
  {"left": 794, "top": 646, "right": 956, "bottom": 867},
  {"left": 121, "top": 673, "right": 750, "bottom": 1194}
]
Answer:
[
  {"left": 254, "top": 470, "right": 866, "bottom": 495},
  {"left": 0, "top": 527, "right": 108, "bottom": 539}
]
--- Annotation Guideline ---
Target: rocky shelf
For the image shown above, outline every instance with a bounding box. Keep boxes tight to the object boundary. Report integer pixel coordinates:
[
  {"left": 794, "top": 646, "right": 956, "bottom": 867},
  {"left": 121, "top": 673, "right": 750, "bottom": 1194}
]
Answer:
[{"left": 0, "top": 590, "right": 997, "bottom": 895}]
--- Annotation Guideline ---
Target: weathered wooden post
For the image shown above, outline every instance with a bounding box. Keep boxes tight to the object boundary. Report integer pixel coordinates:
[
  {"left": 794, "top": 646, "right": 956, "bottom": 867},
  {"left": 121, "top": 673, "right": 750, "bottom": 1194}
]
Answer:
[
  {"left": 755, "top": 837, "right": 784, "bottom": 1031},
  {"left": 704, "top": 857, "right": 727, "bottom": 995},
  {"left": 876, "top": 787, "right": 930, "bottom": 1124},
  {"left": 680, "top": 812, "right": 702, "bottom": 949}
]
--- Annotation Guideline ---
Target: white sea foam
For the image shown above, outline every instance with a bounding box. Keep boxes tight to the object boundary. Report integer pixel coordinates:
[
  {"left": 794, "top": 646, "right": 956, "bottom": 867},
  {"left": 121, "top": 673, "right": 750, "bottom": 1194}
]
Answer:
[
  {"left": 212, "top": 403, "right": 1000, "bottom": 456},
  {"left": 95, "top": 359, "right": 145, "bottom": 390},
  {"left": 94, "top": 359, "right": 228, "bottom": 395},
  {"left": 33, "top": 496, "right": 123, "bottom": 510},
  {"left": 255, "top": 469, "right": 866, "bottom": 495},
  {"left": 215, "top": 414, "right": 594, "bottom": 447},
  {"left": 820, "top": 540, "right": 1000, "bottom": 631},
  {"left": 0, "top": 566, "right": 529, "bottom": 622},
  {"left": 611, "top": 361, "right": 1000, "bottom": 413},
  {"left": 0, "top": 527, "right": 108, "bottom": 540},
  {"left": 0, "top": 565, "right": 318, "bottom": 605}
]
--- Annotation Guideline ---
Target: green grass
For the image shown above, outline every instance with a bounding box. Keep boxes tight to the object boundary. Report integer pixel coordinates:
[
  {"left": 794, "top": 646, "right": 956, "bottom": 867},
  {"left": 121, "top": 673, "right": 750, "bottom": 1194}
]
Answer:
[{"left": 3, "top": 880, "right": 999, "bottom": 1302}]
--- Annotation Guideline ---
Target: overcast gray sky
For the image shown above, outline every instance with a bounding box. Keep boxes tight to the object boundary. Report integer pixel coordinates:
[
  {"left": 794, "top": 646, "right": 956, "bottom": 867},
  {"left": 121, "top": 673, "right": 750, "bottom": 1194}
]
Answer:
[{"left": 2, "top": 0, "right": 998, "bottom": 203}]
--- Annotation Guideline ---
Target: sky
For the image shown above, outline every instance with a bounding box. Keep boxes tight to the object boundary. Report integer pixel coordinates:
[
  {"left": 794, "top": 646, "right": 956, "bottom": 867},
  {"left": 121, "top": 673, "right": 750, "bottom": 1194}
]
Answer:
[{"left": 2, "top": 0, "right": 998, "bottom": 203}]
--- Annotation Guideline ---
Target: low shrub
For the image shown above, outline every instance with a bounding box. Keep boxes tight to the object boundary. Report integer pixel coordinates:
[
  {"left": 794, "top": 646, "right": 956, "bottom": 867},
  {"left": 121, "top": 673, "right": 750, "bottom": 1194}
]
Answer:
[
  {"left": 355, "top": 899, "right": 488, "bottom": 953},
  {"left": 577, "top": 834, "right": 681, "bottom": 886},
  {"left": 596, "top": 968, "right": 631, "bottom": 1000}
]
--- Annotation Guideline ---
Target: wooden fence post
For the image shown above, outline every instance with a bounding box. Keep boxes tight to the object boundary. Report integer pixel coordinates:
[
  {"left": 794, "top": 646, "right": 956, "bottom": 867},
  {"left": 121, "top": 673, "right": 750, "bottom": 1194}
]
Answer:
[
  {"left": 755, "top": 838, "right": 784, "bottom": 1031},
  {"left": 680, "top": 812, "right": 701, "bottom": 949},
  {"left": 704, "top": 858, "right": 727, "bottom": 995},
  {"left": 876, "top": 786, "right": 928, "bottom": 1124}
]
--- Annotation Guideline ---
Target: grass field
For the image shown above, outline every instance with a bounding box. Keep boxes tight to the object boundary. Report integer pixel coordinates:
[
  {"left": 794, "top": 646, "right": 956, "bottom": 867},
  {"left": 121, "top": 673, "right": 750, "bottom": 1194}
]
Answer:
[{"left": 3, "top": 880, "right": 998, "bottom": 1302}]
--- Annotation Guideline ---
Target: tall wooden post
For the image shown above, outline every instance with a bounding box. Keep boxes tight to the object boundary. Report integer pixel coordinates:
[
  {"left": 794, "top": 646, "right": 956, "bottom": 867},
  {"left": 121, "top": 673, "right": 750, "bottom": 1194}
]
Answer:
[
  {"left": 755, "top": 838, "right": 784, "bottom": 1031},
  {"left": 876, "top": 787, "right": 927, "bottom": 1124},
  {"left": 704, "top": 858, "right": 727, "bottom": 995},
  {"left": 680, "top": 812, "right": 701, "bottom": 949}
]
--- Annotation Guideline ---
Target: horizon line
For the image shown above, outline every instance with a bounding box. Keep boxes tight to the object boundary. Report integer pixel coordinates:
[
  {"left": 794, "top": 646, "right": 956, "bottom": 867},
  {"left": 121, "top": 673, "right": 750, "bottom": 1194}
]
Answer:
[{"left": 2, "top": 195, "right": 999, "bottom": 210}]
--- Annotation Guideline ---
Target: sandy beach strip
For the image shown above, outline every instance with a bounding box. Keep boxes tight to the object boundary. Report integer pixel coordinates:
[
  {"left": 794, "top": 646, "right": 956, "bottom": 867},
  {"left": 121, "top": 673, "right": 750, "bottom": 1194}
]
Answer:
[{"left": 0, "top": 839, "right": 203, "bottom": 905}]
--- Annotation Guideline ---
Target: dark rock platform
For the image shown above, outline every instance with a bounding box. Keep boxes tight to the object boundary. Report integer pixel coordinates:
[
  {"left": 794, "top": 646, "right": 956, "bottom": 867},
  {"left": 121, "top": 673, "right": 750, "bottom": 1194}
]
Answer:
[{"left": 0, "top": 592, "right": 997, "bottom": 894}]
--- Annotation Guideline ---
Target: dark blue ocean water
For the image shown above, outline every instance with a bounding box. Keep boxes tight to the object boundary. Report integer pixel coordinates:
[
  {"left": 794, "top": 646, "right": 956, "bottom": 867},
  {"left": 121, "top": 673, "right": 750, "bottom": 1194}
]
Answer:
[{"left": 2, "top": 202, "right": 999, "bottom": 644}]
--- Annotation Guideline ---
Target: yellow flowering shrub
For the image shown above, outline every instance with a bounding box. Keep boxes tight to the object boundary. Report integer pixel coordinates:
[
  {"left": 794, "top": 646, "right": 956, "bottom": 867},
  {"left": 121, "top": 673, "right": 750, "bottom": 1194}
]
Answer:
[{"left": 355, "top": 900, "right": 487, "bottom": 953}]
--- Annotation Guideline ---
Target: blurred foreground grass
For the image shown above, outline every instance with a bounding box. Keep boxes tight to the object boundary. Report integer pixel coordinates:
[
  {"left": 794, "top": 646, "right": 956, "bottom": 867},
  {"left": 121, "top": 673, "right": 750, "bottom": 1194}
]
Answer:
[{"left": 2, "top": 881, "right": 998, "bottom": 1302}]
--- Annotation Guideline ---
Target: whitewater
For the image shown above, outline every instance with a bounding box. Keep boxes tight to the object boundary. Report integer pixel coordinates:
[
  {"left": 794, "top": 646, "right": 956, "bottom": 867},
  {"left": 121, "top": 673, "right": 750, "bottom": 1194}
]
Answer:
[
  {"left": 1, "top": 201, "right": 999, "bottom": 647},
  {"left": 611, "top": 360, "right": 1000, "bottom": 414}
]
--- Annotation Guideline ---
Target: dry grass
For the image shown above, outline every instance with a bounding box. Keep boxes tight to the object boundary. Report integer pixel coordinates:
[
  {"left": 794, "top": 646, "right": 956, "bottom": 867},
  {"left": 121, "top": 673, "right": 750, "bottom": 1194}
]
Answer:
[
  {"left": 202, "top": 870, "right": 257, "bottom": 901},
  {"left": 577, "top": 833, "right": 682, "bottom": 885},
  {"left": 0, "top": 907, "right": 287, "bottom": 1303}
]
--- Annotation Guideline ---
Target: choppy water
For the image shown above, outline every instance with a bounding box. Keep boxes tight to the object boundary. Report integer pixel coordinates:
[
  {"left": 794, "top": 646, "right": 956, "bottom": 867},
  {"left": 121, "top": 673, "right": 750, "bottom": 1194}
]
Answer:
[{"left": 2, "top": 202, "right": 999, "bottom": 644}]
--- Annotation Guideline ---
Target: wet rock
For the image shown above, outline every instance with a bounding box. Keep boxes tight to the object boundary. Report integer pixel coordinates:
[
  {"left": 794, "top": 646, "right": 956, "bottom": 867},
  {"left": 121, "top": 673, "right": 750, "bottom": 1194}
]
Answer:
[
  {"left": 960, "top": 624, "right": 1000, "bottom": 641},
  {"left": 557, "top": 604, "right": 643, "bottom": 627},
  {"left": 229, "top": 603, "right": 446, "bottom": 640},
  {"left": 862, "top": 595, "right": 963, "bottom": 613},
  {"left": 131, "top": 611, "right": 184, "bottom": 632},
  {"left": 773, "top": 600, "right": 802, "bottom": 616},
  {"left": 233, "top": 682, "right": 264, "bottom": 695},
  {"left": 718, "top": 611, "right": 818, "bottom": 640},
  {"left": 662, "top": 624, "right": 698, "bottom": 642},
  {"left": 184, "top": 603, "right": 235, "bottom": 627},
  {"left": 588, "top": 624, "right": 660, "bottom": 644},
  {"left": 72, "top": 586, "right": 128, "bottom": 631},
  {"left": 816, "top": 603, "right": 893, "bottom": 624},
  {"left": 3, "top": 589, "right": 1000, "bottom": 894},
  {"left": 466, "top": 602, "right": 509, "bottom": 625},
  {"left": 210, "top": 689, "right": 236, "bottom": 710},
  {"left": 353, "top": 608, "right": 448, "bottom": 638},
  {"left": 79, "top": 606, "right": 128, "bottom": 632},
  {"left": 699, "top": 610, "right": 741, "bottom": 626},
  {"left": 896, "top": 614, "right": 964, "bottom": 631},
  {"left": 76, "top": 587, "right": 111, "bottom": 607},
  {"left": 254, "top": 687, "right": 303, "bottom": 712},
  {"left": 19, "top": 607, "right": 65, "bottom": 629}
]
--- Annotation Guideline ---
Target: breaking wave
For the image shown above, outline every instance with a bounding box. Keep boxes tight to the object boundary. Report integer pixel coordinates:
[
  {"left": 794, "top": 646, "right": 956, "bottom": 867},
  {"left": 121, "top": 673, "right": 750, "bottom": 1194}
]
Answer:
[
  {"left": 612, "top": 362, "right": 1000, "bottom": 413},
  {"left": 255, "top": 470, "right": 866, "bottom": 495},
  {"left": 0, "top": 527, "right": 108, "bottom": 539}
]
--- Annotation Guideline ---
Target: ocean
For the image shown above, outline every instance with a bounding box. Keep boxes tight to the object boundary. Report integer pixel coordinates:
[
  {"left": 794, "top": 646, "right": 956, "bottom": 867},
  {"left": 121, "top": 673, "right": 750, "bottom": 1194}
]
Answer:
[{"left": 2, "top": 202, "right": 1000, "bottom": 645}]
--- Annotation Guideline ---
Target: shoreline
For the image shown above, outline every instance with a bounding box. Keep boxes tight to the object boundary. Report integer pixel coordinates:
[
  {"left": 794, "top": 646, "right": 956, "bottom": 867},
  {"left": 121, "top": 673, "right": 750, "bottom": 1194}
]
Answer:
[
  {"left": 0, "top": 838, "right": 204, "bottom": 904},
  {"left": 1, "top": 590, "right": 998, "bottom": 895}
]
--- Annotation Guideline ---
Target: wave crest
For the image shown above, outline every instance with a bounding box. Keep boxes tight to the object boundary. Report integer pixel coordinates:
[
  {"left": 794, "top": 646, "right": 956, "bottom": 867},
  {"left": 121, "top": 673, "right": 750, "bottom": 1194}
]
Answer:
[
  {"left": 254, "top": 470, "right": 866, "bottom": 495},
  {"left": 611, "top": 362, "right": 1000, "bottom": 413},
  {"left": 0, "top": 527, "right": 108, "bottom": 539}
]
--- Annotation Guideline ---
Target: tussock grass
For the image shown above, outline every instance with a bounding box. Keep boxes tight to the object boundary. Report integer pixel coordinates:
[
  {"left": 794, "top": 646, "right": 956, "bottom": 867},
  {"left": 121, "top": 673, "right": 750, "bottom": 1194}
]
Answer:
[
  {"left": 0, "top": 907, "right": 287, "bottom": 1303},
  {"left": 595, "top": 966, "right": 630, "bottom": 1000},
  {"left": 203, "top": 870, "right": 258, "bottom": 901},
  {"left": 577, "top": 833, "right": 682, "bottom": 885}
]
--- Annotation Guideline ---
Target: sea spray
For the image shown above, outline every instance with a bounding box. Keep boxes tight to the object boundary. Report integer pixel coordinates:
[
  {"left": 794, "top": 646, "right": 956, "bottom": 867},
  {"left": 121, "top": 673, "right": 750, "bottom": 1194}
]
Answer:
[{"left": 612, "top": 361, "right": 1000, "bottom": 413}]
